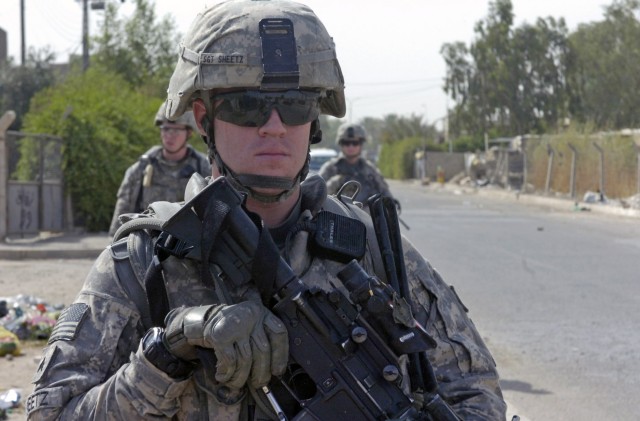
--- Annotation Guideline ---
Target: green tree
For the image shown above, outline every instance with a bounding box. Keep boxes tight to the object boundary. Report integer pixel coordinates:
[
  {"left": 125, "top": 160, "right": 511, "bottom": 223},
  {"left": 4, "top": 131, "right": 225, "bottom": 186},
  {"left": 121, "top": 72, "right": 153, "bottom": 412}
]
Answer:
[
  {"left": 92, "top": 0, "right": 180, "bottom": 97},
  {"left": 0, "top": 48, "right": 57, "bottom": 130},
  {"left": 22, "top": 68, "right": 160, "bottom": 231},
  {"left": 442, "top": 0, "right": 571, "bottom": 138},
  {"left": 567, "top": 0, "right": 640, "bottom": 129}
]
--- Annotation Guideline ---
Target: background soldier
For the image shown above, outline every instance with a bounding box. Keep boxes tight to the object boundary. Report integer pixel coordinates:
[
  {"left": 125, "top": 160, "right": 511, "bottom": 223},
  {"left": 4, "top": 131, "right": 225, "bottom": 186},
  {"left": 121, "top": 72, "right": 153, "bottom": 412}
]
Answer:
[
  {"left": 319, "top": 123, "right": 394, "bottom": 204},
  {"left": 108, "top": 102, "right": 211, "bottom": 235},
  {"left": 27, "top": 1, "right": 506, "bottom": 419}
]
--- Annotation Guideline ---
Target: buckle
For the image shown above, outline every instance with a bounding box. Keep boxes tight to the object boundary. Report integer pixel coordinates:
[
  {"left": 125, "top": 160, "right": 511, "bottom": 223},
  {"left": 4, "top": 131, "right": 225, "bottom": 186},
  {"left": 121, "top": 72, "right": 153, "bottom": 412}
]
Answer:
[{"left": 155, "top": 231, "right": 194, "bottom": 260}]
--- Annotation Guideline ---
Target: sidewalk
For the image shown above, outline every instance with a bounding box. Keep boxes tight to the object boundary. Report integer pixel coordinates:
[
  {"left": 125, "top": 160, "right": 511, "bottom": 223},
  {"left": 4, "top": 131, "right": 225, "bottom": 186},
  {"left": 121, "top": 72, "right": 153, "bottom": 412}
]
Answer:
[
  {"left": 0, "top": 231, "right": 111, "bottom": 260},
  {"left": 397, "top": 179, "right": 640, "bottom": 220}
]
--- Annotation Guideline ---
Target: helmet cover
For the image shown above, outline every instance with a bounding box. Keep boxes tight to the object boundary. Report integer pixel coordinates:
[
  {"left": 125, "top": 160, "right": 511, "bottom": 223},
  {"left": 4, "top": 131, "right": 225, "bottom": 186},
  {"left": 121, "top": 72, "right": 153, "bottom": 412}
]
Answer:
[
  {"left": 165, "top": 0, "right": 346, "bottom": 121},
  {"left": 336, "top": 123, "right": 367, "bottom": 144}
]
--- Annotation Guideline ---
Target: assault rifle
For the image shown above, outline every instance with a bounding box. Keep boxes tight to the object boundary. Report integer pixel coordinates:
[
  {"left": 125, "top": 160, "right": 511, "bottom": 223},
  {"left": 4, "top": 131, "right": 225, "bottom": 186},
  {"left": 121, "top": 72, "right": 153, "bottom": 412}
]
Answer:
[{"left": 158, "top": 177, "right": 459, "bottom": 420}]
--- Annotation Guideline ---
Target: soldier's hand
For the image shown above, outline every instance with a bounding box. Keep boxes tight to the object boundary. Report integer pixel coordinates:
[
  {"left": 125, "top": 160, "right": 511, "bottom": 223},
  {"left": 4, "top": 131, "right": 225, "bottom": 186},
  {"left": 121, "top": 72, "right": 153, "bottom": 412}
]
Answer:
[{"left": 163, "top": 301, "right": 289, "bottom": 389}]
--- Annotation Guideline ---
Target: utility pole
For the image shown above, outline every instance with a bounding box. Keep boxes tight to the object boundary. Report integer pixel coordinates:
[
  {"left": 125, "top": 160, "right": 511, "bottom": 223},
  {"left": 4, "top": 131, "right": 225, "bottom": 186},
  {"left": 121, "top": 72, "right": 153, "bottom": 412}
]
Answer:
[
  {"left": 82, "top": 0, "right": 89, "bottom": 71},
  {"left": 20, "top": 0, "right": 26, "bottom": 65}
]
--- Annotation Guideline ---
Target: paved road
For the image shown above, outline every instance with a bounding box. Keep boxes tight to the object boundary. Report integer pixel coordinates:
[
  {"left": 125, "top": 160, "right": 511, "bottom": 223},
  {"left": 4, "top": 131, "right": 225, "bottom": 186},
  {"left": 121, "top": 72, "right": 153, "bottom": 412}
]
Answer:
[{"left": 390, "top": 181, "right": 640, "bottom": 420}]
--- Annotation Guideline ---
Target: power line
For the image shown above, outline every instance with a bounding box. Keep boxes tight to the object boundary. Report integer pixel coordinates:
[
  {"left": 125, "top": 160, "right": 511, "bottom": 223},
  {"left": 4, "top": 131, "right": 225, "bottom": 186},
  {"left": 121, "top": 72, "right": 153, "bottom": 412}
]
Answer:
[
  {"left": 34, "top": 1, "right": 82, "bottom": 44},
  {"left": 346, "top": 84, "right": 443, "bottom": 104},
  {"left": 347, "top": 77, "right": 443, "bottom": 87}
]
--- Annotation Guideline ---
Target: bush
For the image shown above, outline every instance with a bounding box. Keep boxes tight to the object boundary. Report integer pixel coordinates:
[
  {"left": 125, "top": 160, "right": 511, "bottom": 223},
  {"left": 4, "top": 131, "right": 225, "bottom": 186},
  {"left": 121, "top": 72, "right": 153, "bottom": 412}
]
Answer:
[
  {"left": 378, "top": 137, "right": 447, "bottom": 180},
  {"left": 22, "top": 68, "right": 161, "bottom": 231}
]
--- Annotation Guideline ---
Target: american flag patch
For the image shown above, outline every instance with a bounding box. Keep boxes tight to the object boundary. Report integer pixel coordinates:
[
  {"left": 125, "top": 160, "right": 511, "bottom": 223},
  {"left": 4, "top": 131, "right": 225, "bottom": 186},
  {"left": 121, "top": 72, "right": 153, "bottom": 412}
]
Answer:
[{"left": 48, "top": 303, "right": 89, "bottom": 344}]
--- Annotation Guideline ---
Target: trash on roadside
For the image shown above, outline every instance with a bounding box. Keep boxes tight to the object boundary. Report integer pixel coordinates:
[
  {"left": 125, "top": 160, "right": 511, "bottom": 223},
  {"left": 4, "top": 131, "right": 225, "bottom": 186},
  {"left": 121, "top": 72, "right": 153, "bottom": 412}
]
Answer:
[
  {"left": 573, "top": 202, "right": 591, "bottom": 212},
  {"left": 583, "top": 190, "right": 607, "bottom": 203},
  {"left": 0, "top": 326, "right": 21, "bottom": 357},
  {"left": 0, "top": 389, "right": 21, "bottom": 410},
  {"left": 0, "top": 389, "right": 22, "bottom": 419},
  {"left": 0, "top": 295, "right": 64, "bottom": 342}
]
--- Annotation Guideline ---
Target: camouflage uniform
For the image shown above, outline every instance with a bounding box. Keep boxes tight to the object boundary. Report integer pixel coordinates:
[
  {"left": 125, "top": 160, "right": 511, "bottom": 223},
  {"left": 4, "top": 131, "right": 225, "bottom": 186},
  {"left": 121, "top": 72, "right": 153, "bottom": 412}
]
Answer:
[
  {"left": 27, "top": 175, "right": 506, "bottom": 420},
  {"left": 319, "top": 154, "right": 393, "bottom": 204},
  {"left": 108, "top": 145, "right": 210, "bottom": 235},
  {"left": 28, "top": 1, "right": 505, "bottom": 419}
]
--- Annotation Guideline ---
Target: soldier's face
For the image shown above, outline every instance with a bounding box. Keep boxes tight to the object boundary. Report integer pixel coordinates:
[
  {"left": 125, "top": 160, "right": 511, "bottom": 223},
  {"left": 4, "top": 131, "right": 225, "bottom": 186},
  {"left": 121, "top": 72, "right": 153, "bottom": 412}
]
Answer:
[
  {"left": 213, "top": 108, "right": 310, "bottom": 187},
  {"left": 160, "top": 123, "right": 190, "bottom": 154},
  {"left": 340, "top": 140, "right": 362, "bottom": 160}
]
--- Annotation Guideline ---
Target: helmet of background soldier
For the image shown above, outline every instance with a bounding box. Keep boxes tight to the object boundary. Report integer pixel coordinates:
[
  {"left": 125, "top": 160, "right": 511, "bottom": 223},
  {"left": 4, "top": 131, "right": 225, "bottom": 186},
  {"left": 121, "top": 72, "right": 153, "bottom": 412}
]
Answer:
[
  {"left": 154, "top": 101, "right": 197, "bottom": 131},
  {"left": 164, "top": 0, "right": 346, "bottom": 128},
  {"left": 336, "top": 123, "right": 367, "bottom": 145}
]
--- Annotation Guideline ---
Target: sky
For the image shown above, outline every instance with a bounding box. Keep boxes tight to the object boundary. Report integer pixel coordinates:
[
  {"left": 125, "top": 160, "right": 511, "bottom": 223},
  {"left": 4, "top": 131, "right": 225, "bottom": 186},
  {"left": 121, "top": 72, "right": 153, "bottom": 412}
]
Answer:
[{"left": 1, "top": 0, "right": 612, "bottom": 127}]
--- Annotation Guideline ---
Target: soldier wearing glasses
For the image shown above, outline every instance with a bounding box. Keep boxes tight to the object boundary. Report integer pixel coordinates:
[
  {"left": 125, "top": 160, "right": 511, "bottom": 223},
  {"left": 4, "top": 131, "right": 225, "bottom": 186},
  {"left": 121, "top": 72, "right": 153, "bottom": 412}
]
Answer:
[
  {"left": 319, "top": 123, "right": 394, "bottom": 204},
  {"left": 28, "top": 1, "right": 506, "bottom": 420},
  {"left": 108, "top": 102, "right": 211, "bottom": 236}
]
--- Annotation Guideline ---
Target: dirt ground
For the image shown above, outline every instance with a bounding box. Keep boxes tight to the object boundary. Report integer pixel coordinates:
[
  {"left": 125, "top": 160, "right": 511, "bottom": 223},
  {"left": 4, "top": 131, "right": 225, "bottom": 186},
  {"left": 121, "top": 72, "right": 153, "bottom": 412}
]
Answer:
[{"left": 0, "top": 258, "right": 95, "bottom": 420}]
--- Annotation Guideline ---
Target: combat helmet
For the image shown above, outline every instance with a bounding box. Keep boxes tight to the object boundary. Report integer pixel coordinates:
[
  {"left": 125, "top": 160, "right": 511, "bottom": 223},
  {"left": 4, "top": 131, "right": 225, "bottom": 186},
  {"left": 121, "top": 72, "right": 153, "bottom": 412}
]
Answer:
[
  {"left": 336, "top": 123, "right": 367, "bottom": 145},
  {"left": 154, "top": 101, "right": 197, "bottom": 131},
  {"left": 164, "top": 0, "right": 346, "bottom": 203}
]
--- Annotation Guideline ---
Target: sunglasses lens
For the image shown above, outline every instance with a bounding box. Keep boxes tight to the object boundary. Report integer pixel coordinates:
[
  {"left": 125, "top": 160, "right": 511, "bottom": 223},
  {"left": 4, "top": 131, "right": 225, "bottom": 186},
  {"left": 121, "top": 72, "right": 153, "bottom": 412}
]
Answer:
[
  {"left": 341, "top": 140, "right": 361, "bottom": 147},
  {"left": 214, "top": 91, "right": 321, "bottom": 127}
]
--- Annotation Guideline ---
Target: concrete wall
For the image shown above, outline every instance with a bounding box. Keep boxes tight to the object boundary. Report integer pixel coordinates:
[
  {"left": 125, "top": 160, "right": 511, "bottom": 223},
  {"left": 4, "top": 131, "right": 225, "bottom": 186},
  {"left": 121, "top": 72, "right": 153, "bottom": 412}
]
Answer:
[{"left": 424, "top": 151, "right": 466, "bottom": 181}]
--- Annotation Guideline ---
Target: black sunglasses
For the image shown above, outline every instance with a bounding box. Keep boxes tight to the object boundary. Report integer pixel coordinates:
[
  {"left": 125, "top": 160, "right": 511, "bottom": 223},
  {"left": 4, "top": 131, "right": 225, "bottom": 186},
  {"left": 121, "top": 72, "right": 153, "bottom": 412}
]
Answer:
[
  {"left": 212, "top": 90, "right": 322, "bottom": 127},
  {"left": 159, "top": 126, "right": 188, "bottom": 135},
  {"left": 340, "top": 140, "right": 362, "bottom": 147}
]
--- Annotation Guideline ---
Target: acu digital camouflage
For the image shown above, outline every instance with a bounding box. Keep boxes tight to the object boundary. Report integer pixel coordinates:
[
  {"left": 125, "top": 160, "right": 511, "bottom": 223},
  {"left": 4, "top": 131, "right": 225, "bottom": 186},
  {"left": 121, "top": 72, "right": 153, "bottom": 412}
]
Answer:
[
  {"left": 319, "top": 154, "right": 394, "bottom": 204},
  {"left": 108, "top": 145, "right": 211, "bottom": 235},
  {"left": 28, "top": 175, "right": 506, "bottom": 420}
]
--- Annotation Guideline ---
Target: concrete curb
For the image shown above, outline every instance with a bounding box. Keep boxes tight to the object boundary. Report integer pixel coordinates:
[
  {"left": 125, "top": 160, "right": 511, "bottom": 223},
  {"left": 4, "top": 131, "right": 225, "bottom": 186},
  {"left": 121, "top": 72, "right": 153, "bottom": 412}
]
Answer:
[
  {"left": 0, "top": 233, "right": 110, "bottom": 260},
  {"left": 394, "top": 179, "right": 640, "bottom": 219},
  {"left": 0, "top": 247, "right": 105, "bottom": 260}
]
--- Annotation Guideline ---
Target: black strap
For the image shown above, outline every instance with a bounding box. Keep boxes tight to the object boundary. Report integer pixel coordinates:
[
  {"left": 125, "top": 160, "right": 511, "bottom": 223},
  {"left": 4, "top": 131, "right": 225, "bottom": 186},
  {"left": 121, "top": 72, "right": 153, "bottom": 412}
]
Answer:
[
  {"left": 134, "top": 154, "right": 149, "bottom": 213},
  {"left": 144, "top": 255, "right": 171, "bottom": 327},
  {"left": 110, "top": 240, "right": 153, "bottom": 331},
  {"left": 247, "top": 211, "right": 279, "bottom": 303},
  {"left": 200, "top": 198, "right": 231, "bottom": 289}
]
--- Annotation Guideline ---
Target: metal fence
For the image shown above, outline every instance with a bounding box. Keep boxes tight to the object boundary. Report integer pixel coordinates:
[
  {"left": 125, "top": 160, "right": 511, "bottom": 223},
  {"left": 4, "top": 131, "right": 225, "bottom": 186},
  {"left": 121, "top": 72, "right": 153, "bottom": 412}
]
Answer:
[{"left": 3, "top": 131, "right": 65, "bottom": 238}]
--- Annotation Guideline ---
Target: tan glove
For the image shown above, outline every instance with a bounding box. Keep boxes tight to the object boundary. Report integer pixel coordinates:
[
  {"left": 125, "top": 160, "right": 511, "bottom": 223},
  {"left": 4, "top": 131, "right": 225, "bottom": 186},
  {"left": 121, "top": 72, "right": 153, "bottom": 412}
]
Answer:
[{"left": 164, "top": 301, "right": 288, "bottom": 389}]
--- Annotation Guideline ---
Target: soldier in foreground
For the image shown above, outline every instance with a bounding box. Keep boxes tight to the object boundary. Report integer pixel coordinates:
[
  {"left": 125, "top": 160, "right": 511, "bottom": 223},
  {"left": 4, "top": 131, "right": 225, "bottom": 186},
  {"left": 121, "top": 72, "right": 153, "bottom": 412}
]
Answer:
[
  {"left": 27, "top": 1, "right": 507, "bottom": 419},
  {"left": 108, "top": 102, "right": 211, "bottom": 236},
  {"left": 319, "top": 123, "right": 394, "bottom": 204}
]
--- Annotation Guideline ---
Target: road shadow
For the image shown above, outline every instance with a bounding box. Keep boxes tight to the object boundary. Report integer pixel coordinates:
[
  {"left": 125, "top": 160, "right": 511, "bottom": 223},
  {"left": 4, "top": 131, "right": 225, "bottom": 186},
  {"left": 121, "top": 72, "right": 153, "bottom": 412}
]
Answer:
[{"left": 500, "top": 379, "right": 552, "bottom": 395}]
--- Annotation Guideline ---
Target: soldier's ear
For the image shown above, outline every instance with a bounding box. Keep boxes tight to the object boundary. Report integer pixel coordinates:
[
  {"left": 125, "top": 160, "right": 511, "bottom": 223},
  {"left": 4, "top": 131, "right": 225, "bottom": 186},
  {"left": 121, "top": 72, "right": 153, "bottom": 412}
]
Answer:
[{"left": 192, "top": 100, "right": 209, "bottom": 136}]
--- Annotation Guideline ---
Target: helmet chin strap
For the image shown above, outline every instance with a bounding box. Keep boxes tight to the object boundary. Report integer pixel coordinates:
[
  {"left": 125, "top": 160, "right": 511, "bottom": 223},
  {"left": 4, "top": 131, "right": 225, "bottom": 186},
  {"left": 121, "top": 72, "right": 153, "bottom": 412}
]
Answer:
[
  {"left": 215, "top": 151, "right": 302, "bottom": 203},
  {"left": 202, "top": 116, "right": 310, "bottom": 204}
]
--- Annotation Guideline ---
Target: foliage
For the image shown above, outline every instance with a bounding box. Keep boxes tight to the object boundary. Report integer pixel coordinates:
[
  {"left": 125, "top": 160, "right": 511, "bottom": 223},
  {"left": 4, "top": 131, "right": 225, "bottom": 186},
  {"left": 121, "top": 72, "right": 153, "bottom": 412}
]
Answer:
[
  {"left": 567, "top": 0, "right": 640, "bottom": 129},
  {"left": 91, "top": 0, "right": 180, "bottom": 97},
  {"left": 377, "top": 136, "right": 430, "bottom": 180},
  {"left": 441, "top": 0, "right": 571, "bottom": 139},
  {"left": 21, "top": 68, "right": 161, "bottom": 231},
  {"left": 0, "top": 48, "right": 58, "bottom": 130},
  {"left": 451, "top": 135, "right": 484, "bottom": 152}
]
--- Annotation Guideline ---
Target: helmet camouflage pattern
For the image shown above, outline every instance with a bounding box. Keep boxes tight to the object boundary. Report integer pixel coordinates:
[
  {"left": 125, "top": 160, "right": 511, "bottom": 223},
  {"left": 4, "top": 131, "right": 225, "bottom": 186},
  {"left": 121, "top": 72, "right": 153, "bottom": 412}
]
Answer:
[
  {"left": 336, "top": 123, "right": 367, "bottom": 144},
  {"left": 154, "top": 101, "right": 197, "bottom": 131},
  {"left": 165, "top": 0, "right": 345, "bottom": 121}
]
